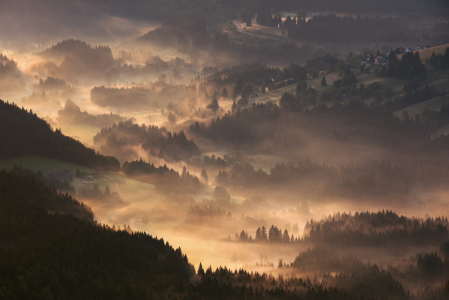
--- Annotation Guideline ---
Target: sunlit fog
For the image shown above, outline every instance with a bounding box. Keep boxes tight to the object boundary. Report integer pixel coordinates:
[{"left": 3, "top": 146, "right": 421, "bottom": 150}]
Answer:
[{"left": 1, "top": 0, "right": 449, "bottom": 298}]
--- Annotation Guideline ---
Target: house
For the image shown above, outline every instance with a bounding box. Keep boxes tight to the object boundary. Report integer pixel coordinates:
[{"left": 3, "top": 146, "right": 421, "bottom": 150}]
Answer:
[
  {"left": 375, "top": 56, "right": 388, "bottom": 66},
  {"left": 343, "top": 94, "right": 355, "bottom": 101},
  {"left": 47, "top": 169, "right": 73, "bottom": 182}
]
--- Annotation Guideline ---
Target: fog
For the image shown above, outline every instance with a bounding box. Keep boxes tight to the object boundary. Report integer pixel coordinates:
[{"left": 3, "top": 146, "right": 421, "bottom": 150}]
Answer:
[{"left": 2, "top": 0, "right": 449, "bottom": 297}]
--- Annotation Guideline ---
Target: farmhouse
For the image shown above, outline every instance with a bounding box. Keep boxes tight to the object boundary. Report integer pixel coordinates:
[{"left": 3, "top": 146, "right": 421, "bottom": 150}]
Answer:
[{"left": 375, "top": 56, "right": 388, "bottom": 65}]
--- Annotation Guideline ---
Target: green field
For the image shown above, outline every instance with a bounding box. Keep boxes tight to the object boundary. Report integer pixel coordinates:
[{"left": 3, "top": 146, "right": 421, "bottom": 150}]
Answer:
[
  {"left": 253, "top": 66, "right": 448, "bottom": 108},
  {"left": 255, "top": 84, "right": 297, "bottom": 104},
  {"left": 395, "top": 95, "right": 449, "bottom": 118},
  {"left": 398, "top": 44, "right": 449, "bottom": 62},
  {"left": 0, "top": 155, "right": 95, "bottom": 175},
  {"left": 0, "top": 155, "right": 159, "bottom": 202},
  {"left": 434, "top": 123, "right": 449, "bottom": 137}
]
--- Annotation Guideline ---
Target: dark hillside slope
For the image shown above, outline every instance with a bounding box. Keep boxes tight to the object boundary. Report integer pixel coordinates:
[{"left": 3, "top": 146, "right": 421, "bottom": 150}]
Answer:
[
  {"left": 0, "top": 100, "right": 120, "bottom": 170},
  {"left": 0, "top": 170, "right": 195, "bottom": 299}
]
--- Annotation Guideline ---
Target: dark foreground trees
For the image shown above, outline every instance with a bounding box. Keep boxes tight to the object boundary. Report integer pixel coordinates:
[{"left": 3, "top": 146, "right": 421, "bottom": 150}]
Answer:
[{"left": 0, "top": 170, "right": 194, "bottom": 299}]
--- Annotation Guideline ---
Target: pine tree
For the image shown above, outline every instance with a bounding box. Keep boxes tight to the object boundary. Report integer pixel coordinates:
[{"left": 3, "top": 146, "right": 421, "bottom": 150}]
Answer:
[
  {"left": 201, "top": 168, "right": 208, "bottom": 182},
  {"left": 222, "top": 87, "right": 228, "bottom": 97},
  {"left": 198, "top": 262, "right": 205, "bottom": 276},
  {"left": 261, "top": 226, "right": 267, "bottom": 241},
  {"left": 321, "top": 76, "right": 326, "bottom": 87},
  {"left": 104, "top": 186, "right": 110, "bottom": 196},
  {"left": 255, "top": 227, "right": 261, "bottom": 242}
]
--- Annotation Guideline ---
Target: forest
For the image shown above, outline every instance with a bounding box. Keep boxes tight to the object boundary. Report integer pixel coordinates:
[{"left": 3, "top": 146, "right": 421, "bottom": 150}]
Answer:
[
  {"left": 94, "top": 120, "right": 201, "bottom": 162},
  {"left": 57, "top": 99, "right": 130, "bottom": 127},
  {"left": 1, "top": 0, "right": 448, "bottom": 299},
  {"left": 0, "top": 100, "right": 120, "bottom": 170},
  {"left": 122, "top": 159, "right": 202, "bottom": 194},
  {"left": 0, "top": 170, "right": 195, "bottom": 299}
]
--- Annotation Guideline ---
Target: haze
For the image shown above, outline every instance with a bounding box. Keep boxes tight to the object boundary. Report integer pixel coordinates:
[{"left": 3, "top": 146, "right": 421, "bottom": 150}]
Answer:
[{"left": 1, "top": 0, "right": 449, "bottom": 298}]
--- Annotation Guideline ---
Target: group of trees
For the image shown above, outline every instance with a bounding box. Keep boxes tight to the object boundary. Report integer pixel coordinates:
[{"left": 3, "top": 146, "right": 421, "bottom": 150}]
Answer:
[
  {"left": 237, "top": 225, "right": 298, "bottom": 243},
  {"left": 94, "top": 120, "right": 200, "bottom": 162},
  {"left": 387, "top": 51, "right": 427, "bottom": 80},
  {"left": 305, "top": 54, "right": 353, "bottom": 77},
  {"left": 278, "top": 80, "right": 318, "bottom": 107},
  {"left": 190, "top": 98, "right": 449, "bottom": 155},
  {"left": 0, "top": 53, "right": 19, "bottom": 78},
  {"left": 187, "top": 154, "right": 232, "bottom": 169},
  {"left": 255, "top": 11, "right": 283, "bottom": 27},
  {"left": 57, "top": 99, "right": 130, "bottom": 127},
  {"left": 138, "top": 14, "right": 326, "bottom": 66},
  {"left": 8, "top": 165, "right": 75, "bottom": 194},
  {"left": 287, "top": 14, "right": 415, "bottom": 44},
  {"left": 109, "top": 55, "right": 169, "bottom": 75},
  {"left": 304, "top": 211, "right": 449, "bottom": 247},
  {"left": 37, "top": 39, "right": 115, "bottom": 80},
  {"left": 204, "top": 62, "right": 307, "bottom": 98},
  {"left": 3, "top": 169, "right": 448, "bottom": 299},
  {"left": 0, "top": 99, "right": 120, "bottom": 170},
  {"left": 38, "top": 76, "right": 67, "bottom": 90},
  {"left": 0, "top": 169, "right": 195, "bottom": 299},
  {"left": 90, "top": 82, "right": 195, "bottom": 110},
  {"left": 384, "top": 83, "right": 439, "bottom": 112},
  {"left": 234, "top": 210, "right": 449, "bottom": 248},
  {"left": 193, "top": 262, "right": 414, "bottom": 300},
  {"left": 215, "top": 158, "right": 427, "bottom": 200},
  {"left": 184, "top": 204, "right": 232, "bottom": 224},
  {"left": 429, "top": 48, "right": 449, "bottom": 70},
  {"left": 122, "top": 159, "right": 202, "bottom": 194}
]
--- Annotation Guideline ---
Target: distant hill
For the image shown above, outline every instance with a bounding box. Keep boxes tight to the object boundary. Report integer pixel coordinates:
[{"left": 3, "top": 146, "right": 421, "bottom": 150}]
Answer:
[
  {"left": 0, "top": 99, "right": 120, "bottom": 170},
  {"left": 94, "top": 120, "right": 201, "bottom": 162},
  {"left": 36, "top": 39, "right": 115, "bottom": 80},
  {"left": 0, "top": 169, "right": 195, "bottom": 298},
  {"left": 38, "top": 39, "right": 114, "bottom": 66}
]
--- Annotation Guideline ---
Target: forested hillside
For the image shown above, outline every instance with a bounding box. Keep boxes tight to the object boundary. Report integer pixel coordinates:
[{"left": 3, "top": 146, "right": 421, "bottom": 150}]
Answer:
[
  {"left": 0, "top": 170, "right": 195, "bottom": 298},
  {"left": 0, "top": 100, "right": 120, "bottom": 170}
]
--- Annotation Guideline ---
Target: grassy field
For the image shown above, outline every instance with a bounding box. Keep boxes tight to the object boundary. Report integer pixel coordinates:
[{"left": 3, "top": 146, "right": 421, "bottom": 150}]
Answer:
[
  {"left": 237, "top": 21, "right": 287, "bottom": 38},
  {"left": 220, "top": 21, "right": 269, "bottom": 46},
  {"left": 395, "top": 95, "right": 449, "bottom": 118},
  {"left": 254, "top": 65, "right": 448, "bottom": 108},
  {"left": 0, "top": 155, "right": 159, "bottom": 202},
  {"left": 104, "top": 171, "right": 160, "bottom": 210},
  {"left": 255, "top": 85, "right": 297, "bottom": 104},
  {"left": 0, "top": 155, "right": 95, "bottom": 175},
  {"left": 398, "top": 44, "right": 449, "bottom": 61},
  {"left": 434, "top": 123, "right": 449, "bottom": 137}
]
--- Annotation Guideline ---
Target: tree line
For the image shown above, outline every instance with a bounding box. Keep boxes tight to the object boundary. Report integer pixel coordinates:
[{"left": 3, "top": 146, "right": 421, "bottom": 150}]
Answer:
[
  {"left": 94, "top": 120, "right": 201, "bottom": 162},
  {"left": 122, "top": 159, "right": 202, "bottom": 194}
]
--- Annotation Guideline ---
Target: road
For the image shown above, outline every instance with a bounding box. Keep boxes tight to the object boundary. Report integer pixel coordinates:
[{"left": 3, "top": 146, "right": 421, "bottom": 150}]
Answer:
[
  {"left": 232, "top": 20, "right": 286, "bottom": 42},
  {"left": 102, "top": 175, "right": 136, "bottom": 206}
]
